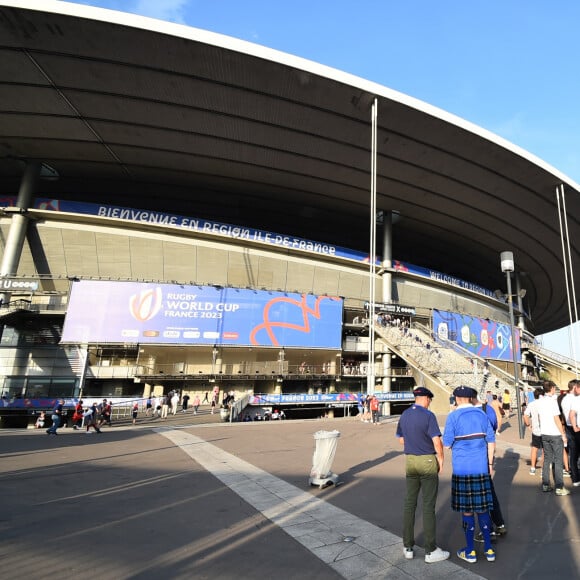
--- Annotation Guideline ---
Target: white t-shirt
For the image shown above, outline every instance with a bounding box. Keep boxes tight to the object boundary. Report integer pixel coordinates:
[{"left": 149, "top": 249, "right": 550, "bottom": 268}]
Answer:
[
  {"left": 536, "top": 395, "right": 562, "bottom": 436},
  {"left": 561, "top": 393, "right": 574, "bottom": 426},
  {"left": 567, "top": 395, "right": 580, "bottom": 428},
  {"left": 524, "top": 397, "right": 542, "bottom": 436}
]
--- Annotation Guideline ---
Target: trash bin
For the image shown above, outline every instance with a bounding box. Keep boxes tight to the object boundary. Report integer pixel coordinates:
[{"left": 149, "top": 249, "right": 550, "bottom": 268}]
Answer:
[{"left": 308, "top": 430, "right": 341, "bottom": 488}]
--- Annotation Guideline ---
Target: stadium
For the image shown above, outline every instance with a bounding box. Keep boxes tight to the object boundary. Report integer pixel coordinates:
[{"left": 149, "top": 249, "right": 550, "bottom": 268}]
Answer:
[{"left": 1, "top": 0, "right": 579, "bottom": 425}]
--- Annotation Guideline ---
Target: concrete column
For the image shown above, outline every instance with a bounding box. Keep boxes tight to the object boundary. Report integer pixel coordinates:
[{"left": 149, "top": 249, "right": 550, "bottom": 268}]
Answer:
[
  {"left": 381, "top": 210, "right": 393, "bottom": 303},
  {"left": 0, "top": 161, "right": 40, "bottom": 278},
  {"left": 381, "top": 210, "right": 393, "bottom": 415},
  {"left": 142, "top": 383, "right": 152, "bottom": 398},
  {"left": 382, "top": 352, "right": 392, "bottom": 416}
]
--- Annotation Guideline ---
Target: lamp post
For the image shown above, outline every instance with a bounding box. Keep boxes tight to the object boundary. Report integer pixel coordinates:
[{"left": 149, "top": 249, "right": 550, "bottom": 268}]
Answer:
[{"left": 500, "top": 251, "right": 525, "bottom": 439}]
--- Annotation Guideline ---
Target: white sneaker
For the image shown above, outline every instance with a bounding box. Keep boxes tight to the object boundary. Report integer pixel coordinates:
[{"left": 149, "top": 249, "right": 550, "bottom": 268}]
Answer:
[
  {"left": 403, "top": 547, "right": 414, "bottom": 560},
  {"left": 425, "top": 547, "right": 450, "bottom": 563}
]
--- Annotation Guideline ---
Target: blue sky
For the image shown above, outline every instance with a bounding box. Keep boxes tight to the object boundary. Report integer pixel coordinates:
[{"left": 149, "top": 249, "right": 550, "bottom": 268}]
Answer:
[{"left": 71, "top": 0, "right": 580, "bottom": 357}]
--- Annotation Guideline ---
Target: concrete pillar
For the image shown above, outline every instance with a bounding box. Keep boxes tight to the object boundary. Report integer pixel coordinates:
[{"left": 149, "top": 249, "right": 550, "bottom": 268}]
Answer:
[
  {"left": 142, "top": 383, "right": 152, "bottom": 398},
  {"left": 0, "top": 162, "right": 40, "bottom": 304},
  {"left": 381, "top": 210, "right": 393, "bottom": 303},
  {"left": 381, "top": 210, "right": 393, "bottom": 415}
]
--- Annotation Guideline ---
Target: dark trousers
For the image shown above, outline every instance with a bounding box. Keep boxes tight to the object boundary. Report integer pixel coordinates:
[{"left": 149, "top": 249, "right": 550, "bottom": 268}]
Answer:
[
  {"left": 489, "top": 478, "right": 504, "bottom": 527},
  {"left": 565, "top": 425, "right": 580, "bottom": 483}
]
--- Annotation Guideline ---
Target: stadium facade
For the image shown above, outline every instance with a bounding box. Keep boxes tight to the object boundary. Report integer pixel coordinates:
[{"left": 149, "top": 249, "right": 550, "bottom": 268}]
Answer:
[{"left": 1, "top": 1, "right": 579, "bottom": 423}]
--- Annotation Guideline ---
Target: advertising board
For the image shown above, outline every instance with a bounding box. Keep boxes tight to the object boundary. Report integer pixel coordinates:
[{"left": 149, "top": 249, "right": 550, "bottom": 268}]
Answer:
[{"left": 61, "top": 281, "right": 343, "bottom": 348}]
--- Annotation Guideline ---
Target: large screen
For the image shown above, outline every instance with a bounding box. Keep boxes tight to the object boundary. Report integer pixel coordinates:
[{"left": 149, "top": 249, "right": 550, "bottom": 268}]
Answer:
[
  {"left": 432, "top": 309, "right": 520, "bottom": 362},
  {"left": 61, "top": 281, "right": 343, "bottom": 348}
]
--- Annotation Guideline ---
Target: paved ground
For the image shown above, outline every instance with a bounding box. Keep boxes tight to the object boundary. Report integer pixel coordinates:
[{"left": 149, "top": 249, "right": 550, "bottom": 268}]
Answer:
[{"left": 1, "top": 408, "right": 579, "bottom": 579}]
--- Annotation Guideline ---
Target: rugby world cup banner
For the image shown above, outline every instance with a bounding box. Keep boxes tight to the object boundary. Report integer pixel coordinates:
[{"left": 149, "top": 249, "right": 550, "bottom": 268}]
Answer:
[
  {"left": 61, "top": 281, "right": 343, "bottom": 348},
  {"left": 432, "top": 309, "right": 520, "bottom": 362}
]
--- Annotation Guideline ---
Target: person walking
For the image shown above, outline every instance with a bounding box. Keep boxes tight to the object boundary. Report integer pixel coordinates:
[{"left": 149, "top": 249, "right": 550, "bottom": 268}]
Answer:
[
  {"left": 193, "top": 394, "right": 200, "bottom": 415},
  {"left": 85, "top": 402, "right": 102, "bottom": 434},
  {"left": 182, "top": 393, "right": 190, "bottom": 413},
  {"left": 502, "top": 389, "right": 512, "bottom": 419},
  {"left": 443, "top": 386, "right": 496, "bottom": 564},
  {"left": 72, "top": 399, "right": 84, "bottom": 430},
  {"left": 161, "top": 395, "right": 169, "bottom": 419},
  {"left": 538, "top": 381, "right": 570, "bottom": 495},
  {"left": 46, "top": 398, "right": 65, "bottom": 435},
  {"left": 562, "top": 379, "right": 580, "bottom": 487},
  {"left": 396, "top": 386, "right": 449, "bottom": 564},
  {"left": 132, "top": 402, "right": 139, "bottom": 425},
  {"left": 171, "top": 391, "right": 180, "bottom": 415},
  {"left": 370, "top": 395, "right": 380, "bottom": 425},
  {"left": 523, "top": 386, "right": 544, "bottom": 474}
]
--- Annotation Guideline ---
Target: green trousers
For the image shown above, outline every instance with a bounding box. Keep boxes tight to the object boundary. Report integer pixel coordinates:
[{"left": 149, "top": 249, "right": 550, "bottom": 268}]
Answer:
[{"left": 403, "top": 454, "right": 439, "bottom": 553}]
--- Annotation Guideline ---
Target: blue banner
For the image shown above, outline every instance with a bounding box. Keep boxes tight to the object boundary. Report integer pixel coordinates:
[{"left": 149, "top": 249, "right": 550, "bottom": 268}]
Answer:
[
  {"left": 0, "top": 197, "right": 373, "bottom": 263},
  {"left": 61, "top": 281, "right": 343, "bottom": 347},
  {"left": 394, "top": 260, "right": 494, "bottom": 298},
  {"left": 432, "top": 309, "right": 520, "bottom": 361},
  {"left": 248, "top": 391, "right": 414, "bottom": 405}
]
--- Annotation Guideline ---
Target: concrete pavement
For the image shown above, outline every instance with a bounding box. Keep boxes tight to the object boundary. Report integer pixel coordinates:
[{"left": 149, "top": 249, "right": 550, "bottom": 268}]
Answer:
[{"left": 1, "top": 410, "right": 579, "bottom": 579}]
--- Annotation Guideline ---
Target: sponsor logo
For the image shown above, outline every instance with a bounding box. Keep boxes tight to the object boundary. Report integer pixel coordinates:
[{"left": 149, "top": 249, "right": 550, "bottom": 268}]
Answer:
[
  {"left": 129, "top": 287, "right": 162, "bottom": 322},
  {"left": 183, "top": 331, "right": 200, "bottom": 338},
  {"left": 222, "top": 332, "right": 239, "bottom": 340},
  {"left": 0, "top": 279, "right": 39, "bottom": 291},
  {"left": 121, "top": 329, "right": 139, "bottom": 338},
  {"left": 163, "top": 330, "right": 180, "bottom": 338},
  {"left": 142, "top": 330, "right": 159, "bottom": 337},
  {"left": 203, "top": 331, "right": 220, "bottom": 339}
]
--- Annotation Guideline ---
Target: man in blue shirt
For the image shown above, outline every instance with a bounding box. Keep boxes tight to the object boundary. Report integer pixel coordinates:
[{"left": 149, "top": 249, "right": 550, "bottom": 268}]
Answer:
[
  {"left": 46, "top": 398, "right": 64, "bottom": 436},
  {"left": 443, "top": 386, "right": 496, "bottom": 564},
  {"left": 396, "top": 387, "right": 449, "bottom": 564}
]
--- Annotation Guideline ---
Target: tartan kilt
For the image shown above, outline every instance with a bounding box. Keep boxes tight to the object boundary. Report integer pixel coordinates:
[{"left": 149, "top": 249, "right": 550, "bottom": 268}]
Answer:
[{"left": 451, "top": 473, "right": 494, "bottom": 512}]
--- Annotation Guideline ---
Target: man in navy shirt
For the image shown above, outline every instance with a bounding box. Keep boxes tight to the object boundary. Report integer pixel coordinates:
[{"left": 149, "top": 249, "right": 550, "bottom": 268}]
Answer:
[
  {"left": 46, "top": 398, "right": 64, "bottom": 436},
  {"left": 396, "top": 387, "right": 449, "bottom": 563}
]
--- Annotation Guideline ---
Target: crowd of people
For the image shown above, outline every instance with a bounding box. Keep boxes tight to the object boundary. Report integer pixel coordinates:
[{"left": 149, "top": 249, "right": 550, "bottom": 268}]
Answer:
[
  {"left": 357, "top": 393, "right": 382, "bottom": 424},
  {"left": 41, "top": 387, "right": 238, "bottom": 434}
]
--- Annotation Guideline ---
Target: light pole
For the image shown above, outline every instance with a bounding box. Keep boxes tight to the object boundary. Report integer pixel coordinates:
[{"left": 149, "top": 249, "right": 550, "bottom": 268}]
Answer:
[{"left": 500, "top": 251, "right": 525, "bottom": 439}]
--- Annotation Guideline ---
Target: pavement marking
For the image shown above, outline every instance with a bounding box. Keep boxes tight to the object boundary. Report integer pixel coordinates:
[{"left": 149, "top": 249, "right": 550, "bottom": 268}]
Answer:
[{"left": 157, "top": 427, "right": 486, "bottom": 580}]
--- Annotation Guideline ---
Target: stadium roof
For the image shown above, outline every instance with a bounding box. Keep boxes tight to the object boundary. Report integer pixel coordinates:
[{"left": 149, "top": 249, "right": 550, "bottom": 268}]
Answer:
[{"left": 1, "top": 0, "right": 579, "bottom": 333}]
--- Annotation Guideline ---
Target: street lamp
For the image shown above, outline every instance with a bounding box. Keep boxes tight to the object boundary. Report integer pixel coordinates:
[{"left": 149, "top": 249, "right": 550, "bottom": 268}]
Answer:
[{"left": 500, "top": 251, "right": 525, "bottom": 439}]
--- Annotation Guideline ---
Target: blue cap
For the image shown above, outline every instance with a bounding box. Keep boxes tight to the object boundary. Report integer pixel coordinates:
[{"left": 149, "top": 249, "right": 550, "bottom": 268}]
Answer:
[
  {"left": 453, "top": 386, "right": 478, "bottom": 399},
  {"left": 413, "top": 387, "right": 434, "bottom": 398}
]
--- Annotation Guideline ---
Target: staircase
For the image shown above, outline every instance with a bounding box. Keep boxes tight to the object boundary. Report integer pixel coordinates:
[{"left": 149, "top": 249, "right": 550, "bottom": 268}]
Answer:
[{"left": 374, "top": 322, "right": 520, "bottom": 403}]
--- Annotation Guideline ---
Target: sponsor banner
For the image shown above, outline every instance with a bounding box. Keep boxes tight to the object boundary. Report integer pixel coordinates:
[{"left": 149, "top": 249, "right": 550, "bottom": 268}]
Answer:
[
  {"left": 61, "top": 281, "right": 343, "bottom": 348},
  {"left": 0, "top": 278, "right": 39, "bottom": 292},
  {"left": 248, "top": 391, "right": 414, "bottom": 405},
  {"left": 249, "top": 393, "right": 358, "bottom": 405},
  {"left": 375, "top": 391, "right": 415, "bottom": 401},
  {"left": 364, "top": 301, "right": 416, "bottom": 316},
  {"left": 0, "top": 197, "right": 373, "bottom": 263},
  {"left": 394, "top": 260, "right": 495, "bottom": 299},
  {"left": 433, "top": 309, "right": 520, "bottom": 362}
]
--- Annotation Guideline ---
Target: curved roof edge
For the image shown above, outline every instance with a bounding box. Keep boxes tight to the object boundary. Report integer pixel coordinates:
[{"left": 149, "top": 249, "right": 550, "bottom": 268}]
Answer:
[{"left": 4, "top": 0, "right": 579, "bottom": 194}]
